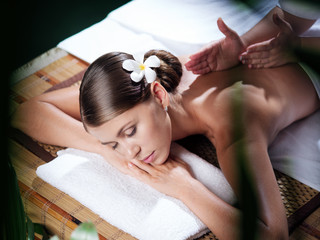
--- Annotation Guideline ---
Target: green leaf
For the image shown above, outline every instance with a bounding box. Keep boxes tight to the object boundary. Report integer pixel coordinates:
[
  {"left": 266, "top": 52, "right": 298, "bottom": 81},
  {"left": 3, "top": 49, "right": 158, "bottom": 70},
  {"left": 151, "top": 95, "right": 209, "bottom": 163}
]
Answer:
[
  {"left": 231, "top": 83, "right": 259, "bottom": 240},
  {"left": 27, "top": 216, "right": 34, "bottom": 240},
  {"left": 34, "top": 223, "right": 49, "bottom": 240},
  {"left": 3, "top": 159, "right": 26, "bottom": 240},
  {"left": 70, "top": 222, "right": 99, "bottom": 240}
]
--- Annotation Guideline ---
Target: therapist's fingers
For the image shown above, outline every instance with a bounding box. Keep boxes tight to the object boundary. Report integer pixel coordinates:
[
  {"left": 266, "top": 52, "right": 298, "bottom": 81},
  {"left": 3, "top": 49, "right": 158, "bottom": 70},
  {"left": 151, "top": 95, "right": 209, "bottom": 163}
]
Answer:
[
  {"left": 185, "top": 58, "right": 206, "bottom": 69},
  {"left": 246, "top": 42, "right": 274, "bottom": 53},
  {"left": 188, "top": 48, "right": 210, "bottom": 61},
  {"left": 192, "top": 67, "right": 212, "bottom": 75},
  {"left": 217, "top": 17, "right": 238, "bottom": 40},
  {"left": 240, "top": 51, "right": 271, "bottom": 64},
  {"left": 186, "top": 57, "right": 216, "bottom": 75},
  {"left": 244, "top": 56, "right": 277, "bottom": 68},
  {"left": 185, "top": 53, "right": 209, "bottom": 72},
  {"left": 186, "top": 60, "right": 213, "bottom": 75}
]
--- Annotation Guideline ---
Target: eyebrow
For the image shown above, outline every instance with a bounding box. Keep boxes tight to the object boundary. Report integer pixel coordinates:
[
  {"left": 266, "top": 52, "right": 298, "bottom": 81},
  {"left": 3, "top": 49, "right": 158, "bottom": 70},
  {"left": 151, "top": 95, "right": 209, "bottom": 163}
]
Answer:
[{"left": 100, "top": 121, "right": 133, "bottom": 145}]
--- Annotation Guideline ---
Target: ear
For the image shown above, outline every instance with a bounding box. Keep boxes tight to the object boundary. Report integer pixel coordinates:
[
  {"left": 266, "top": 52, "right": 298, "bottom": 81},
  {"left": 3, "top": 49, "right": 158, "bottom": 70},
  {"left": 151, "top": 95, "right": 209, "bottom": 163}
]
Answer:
[{"left": 150, "top": 81, "right": 169, "bottom": 109}]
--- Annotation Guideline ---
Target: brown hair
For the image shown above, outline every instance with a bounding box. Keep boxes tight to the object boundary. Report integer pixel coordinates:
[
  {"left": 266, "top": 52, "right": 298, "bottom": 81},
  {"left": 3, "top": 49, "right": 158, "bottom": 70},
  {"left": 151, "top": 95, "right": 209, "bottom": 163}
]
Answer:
[{"left": 79, "top": 49, "right": 182, "bottom": 128}]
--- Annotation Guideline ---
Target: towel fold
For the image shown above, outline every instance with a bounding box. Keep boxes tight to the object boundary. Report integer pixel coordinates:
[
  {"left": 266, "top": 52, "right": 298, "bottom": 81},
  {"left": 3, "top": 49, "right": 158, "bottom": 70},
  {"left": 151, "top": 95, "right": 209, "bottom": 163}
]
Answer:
[{"left": 36, "top": 142, "right": 236, "bottom": 240}]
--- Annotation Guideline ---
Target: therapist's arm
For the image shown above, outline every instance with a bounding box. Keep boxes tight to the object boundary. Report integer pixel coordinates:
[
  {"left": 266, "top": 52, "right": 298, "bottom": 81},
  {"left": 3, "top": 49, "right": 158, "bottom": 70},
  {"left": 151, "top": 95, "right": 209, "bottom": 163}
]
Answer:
[
  {"left": 240, "top": 7, "right": 317, "bottom": 68},
  {"left": 241, "top": 6, "right": 315, "bottom": 48}
]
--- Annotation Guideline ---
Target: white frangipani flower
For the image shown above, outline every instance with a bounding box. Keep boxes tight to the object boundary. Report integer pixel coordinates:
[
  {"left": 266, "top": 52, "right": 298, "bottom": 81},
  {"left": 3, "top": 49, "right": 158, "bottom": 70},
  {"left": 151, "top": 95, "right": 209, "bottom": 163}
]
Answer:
[{"left": 122, "top": 52, "right": 160, "bottom": 83}]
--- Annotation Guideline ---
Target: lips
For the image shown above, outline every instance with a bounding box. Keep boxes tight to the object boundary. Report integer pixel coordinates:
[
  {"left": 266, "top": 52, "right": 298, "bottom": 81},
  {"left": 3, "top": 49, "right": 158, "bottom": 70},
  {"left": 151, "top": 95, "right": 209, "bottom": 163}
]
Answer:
[{"left": 143, "top": 151, "right": 155, "bottom": 164}]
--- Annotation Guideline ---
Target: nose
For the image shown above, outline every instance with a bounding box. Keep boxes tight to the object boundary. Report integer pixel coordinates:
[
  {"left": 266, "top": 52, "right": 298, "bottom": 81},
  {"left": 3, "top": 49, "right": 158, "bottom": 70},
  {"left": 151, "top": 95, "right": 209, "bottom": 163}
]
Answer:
[{"left": 123, "top": 142, "right": 141, "bottom": 160}]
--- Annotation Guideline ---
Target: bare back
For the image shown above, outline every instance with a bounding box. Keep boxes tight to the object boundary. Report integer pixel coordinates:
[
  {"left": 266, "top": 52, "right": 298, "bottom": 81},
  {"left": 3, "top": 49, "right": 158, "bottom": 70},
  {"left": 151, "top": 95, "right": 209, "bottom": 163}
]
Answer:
[{"left": 179, "top": 62, "right": 320, "bottom": 145}]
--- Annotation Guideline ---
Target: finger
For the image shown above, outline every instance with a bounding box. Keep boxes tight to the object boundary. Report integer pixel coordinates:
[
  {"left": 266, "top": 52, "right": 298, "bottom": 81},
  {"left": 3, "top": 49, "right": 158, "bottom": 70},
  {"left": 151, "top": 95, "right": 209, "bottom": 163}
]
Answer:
[
  {"left": 217, "top": 17, "right": 237, "bottom": 39},
  {"left": 246, "top": 42, "right": 273, "bottom": 53},
  {"left": 192, "top": 66, "right": 212, "bottom": 75},
  {"left": 249, "top": 58, "right": 281, "bottom": 69},
  {"left": 188, "top": 46, "right": 213, "bottom": 61},
  {"left": 263, "top": 58, "right": 285, "bottom": 68},
  {"left": 187, "top": 60, "right": 210, "bottom": 71},
  {"left": 185, "top": 58, "right": 207, "bottom": 70},
  {"left": 130, "top": 159, "right": 155, "bottom": 174},
  {"left": 240, "top": 53, "right": 272, "bottom": 66},
  {"left": 127, "top": 162, "right": 150, "bottom": 182},
  {"left": 248, "top": 63, "right": 264, "bottom": 69},
  {"left": 241, "top": 51, "right": 270, "bottom": 60},
  {"left": 189, "top": 42, "right": 216, "bottom": 61}
]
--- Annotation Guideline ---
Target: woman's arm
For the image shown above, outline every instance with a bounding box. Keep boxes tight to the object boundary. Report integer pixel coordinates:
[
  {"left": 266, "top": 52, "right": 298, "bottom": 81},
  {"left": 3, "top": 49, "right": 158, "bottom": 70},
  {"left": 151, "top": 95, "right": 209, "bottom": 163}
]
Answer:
[
  {"left": 215, "top": 137, "right": 288, "bottom": 239},
  {"left": 11, "top": 86, "right": 130, "bottom": 173},
  {"left": 127, "top": 136, "right": 288, "bottom": 239},
  {"left": 11, "top": 86, "right": 96, "bottom": 150}
]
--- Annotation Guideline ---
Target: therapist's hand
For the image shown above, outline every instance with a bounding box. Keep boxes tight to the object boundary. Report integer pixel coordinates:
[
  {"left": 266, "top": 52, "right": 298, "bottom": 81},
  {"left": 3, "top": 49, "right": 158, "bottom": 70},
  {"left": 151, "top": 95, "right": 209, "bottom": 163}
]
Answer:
[
  {"left": 127, "top": 155, "right": 194, "bottom": 199},
  {"left": 239, "top": 13, "right": 300, "bottom": 68},
  {"left": 185, "top": 18, "right": 246, "bottom": 74}
]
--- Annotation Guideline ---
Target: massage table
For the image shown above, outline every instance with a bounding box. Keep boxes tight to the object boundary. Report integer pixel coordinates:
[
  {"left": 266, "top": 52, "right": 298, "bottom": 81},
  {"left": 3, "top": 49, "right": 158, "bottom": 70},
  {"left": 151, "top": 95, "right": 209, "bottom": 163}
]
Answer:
[{"left": 9, "top": 0, "right": 320, "bottom": 239}]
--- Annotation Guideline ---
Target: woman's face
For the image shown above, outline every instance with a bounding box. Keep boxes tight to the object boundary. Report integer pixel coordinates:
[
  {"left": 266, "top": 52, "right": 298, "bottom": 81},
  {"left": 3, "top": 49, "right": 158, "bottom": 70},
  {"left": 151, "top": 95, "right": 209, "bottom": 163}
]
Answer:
[{"left": 87, "top": 98, "right": 172, "bottom": 166}]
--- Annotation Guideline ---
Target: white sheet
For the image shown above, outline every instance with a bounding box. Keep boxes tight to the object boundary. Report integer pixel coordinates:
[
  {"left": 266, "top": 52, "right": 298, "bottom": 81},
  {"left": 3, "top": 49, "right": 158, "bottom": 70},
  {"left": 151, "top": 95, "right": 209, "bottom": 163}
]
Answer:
[
  {"left": 57, "top": 19, "right": 169, "bottom": 64},
  {"left": 58, "top": 0, "right": 281, "bottom": 60},
  {"left": 57, "top": 0, "right": 320, "bottom": 196}
]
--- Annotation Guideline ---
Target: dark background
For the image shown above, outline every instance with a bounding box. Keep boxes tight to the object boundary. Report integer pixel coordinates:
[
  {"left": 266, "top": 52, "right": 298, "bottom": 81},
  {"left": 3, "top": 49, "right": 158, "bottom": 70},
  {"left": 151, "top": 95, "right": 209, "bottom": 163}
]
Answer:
[{"left": 7, "top": 0, "right": 130, "bottom": 70}]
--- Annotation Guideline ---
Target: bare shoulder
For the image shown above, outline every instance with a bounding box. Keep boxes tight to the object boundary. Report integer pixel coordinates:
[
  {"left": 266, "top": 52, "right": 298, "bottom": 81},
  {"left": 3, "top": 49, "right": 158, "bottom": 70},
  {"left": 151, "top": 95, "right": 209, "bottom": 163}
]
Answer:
[{"left": 198, "top": 81, "right": 278, "bottom": 148}]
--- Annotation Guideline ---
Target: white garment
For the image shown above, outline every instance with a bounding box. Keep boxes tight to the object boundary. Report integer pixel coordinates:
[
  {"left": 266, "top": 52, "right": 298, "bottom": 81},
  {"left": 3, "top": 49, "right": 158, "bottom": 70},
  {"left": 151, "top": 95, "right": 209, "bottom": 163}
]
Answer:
[{"left": 279, "top": 0, "right": 320, "bottom": 20}]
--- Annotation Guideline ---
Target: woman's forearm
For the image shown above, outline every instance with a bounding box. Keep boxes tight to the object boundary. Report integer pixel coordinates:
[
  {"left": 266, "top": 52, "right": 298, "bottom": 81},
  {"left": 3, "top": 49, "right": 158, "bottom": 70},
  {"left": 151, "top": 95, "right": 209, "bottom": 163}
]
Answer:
[
  {"left": 179, "top": 178, "right": 241, "bottom": 239},
  {"left": 11, "top": 98, "right": 103, "bottom": 154},
  {"left": 180, "top": 176, "right": 289, "bottom": 240}
]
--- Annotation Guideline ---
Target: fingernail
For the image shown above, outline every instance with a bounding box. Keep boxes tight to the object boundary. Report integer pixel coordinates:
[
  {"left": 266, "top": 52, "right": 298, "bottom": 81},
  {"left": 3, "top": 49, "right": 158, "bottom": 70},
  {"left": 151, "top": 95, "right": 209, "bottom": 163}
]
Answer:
[
  {"left": 248, "top": 64, "right": 252, "bottom": 69},
  {"left": 239, "top": 55, "right": 242, "bottom": 61},
  {"left": 128, "top": 162, "right": 134, "bottom": 168}
]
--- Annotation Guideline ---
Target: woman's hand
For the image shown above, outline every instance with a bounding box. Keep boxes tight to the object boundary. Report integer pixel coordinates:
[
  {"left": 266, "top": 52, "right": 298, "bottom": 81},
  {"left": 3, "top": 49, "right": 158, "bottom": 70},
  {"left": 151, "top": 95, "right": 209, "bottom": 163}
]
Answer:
[
  {"left": 239, "top": 13, "right": 300, "bottom": 69},
  {"left": 185, "top": 18, "right": 246, "bottom": 74},
  {"left": 127, "top": 155, "right": 195, "bottom": 199}
]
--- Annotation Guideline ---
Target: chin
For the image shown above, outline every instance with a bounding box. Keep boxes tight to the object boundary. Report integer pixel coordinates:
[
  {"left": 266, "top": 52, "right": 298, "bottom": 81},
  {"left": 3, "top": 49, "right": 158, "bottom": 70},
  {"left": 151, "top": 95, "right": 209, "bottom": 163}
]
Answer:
[{"left": 154, "top": 144, "right": 171, "bottom": 165}]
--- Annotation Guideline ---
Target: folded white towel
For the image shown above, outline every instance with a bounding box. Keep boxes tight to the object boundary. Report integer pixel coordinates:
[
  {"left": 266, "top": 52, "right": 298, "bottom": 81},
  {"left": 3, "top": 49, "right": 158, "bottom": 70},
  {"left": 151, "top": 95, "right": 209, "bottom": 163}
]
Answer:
[{"left": 36, "top": 142, "right": 236, "bottom": 240}]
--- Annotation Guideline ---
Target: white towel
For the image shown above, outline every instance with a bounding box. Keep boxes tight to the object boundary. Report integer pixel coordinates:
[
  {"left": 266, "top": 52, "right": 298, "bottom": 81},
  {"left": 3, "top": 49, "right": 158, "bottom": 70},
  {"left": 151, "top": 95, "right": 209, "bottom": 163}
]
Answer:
[{"left": 36, "top": 142, "right": 236, "bottom": 240}]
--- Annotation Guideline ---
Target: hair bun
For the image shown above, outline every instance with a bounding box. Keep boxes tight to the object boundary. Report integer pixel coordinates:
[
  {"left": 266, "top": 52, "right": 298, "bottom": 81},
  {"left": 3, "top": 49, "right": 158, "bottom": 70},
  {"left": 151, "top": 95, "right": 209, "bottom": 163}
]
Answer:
[{"left": 144, "top": 50, "right": 182, "bottom": 93}]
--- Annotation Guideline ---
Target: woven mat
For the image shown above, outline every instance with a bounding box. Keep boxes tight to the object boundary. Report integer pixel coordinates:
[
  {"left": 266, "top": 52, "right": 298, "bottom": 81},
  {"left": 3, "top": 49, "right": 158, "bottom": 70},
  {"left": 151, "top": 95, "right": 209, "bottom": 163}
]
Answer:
[{"left": 9, "top": 48, "right": 320, "bottom": 240}]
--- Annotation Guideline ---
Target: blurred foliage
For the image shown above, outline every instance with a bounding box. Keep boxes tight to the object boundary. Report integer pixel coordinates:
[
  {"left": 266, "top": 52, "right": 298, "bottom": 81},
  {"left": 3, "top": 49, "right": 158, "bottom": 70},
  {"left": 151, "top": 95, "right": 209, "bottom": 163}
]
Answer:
[
  {"left": 3, "top": 160, "right": 26, "bottom": 240},
  {"left": 231, "top": 82, "right": 259, "bottom": 240},
  {"left": 70, "top": 222, "right": 99, "bottom": 240},
  {"left": 49, "top": 222, "right": 99, "bottom": 240}
]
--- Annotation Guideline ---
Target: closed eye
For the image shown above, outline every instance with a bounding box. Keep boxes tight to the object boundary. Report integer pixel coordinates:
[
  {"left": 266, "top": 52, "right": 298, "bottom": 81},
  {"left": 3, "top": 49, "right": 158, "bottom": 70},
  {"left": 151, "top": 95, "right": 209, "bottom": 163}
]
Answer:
[
  {"left": 101, "top": 141, "right": 118, "bottom": 150},
  {"left": 112, "top": 142, "right": 118, "bottom": 150},
  {"left": 125, "top": 126, "right": 136, "bottom": 137}
]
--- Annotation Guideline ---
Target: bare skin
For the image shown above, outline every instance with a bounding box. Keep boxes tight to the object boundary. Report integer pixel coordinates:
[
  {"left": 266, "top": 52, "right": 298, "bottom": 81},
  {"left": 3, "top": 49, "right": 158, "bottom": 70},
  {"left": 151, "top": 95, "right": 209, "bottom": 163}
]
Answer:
[
  {"left": 185, "top": 7, "right": 318, "bottom": 73},
  {"left": 12, "top": 58, "right": 320, "bottom": 239}
]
